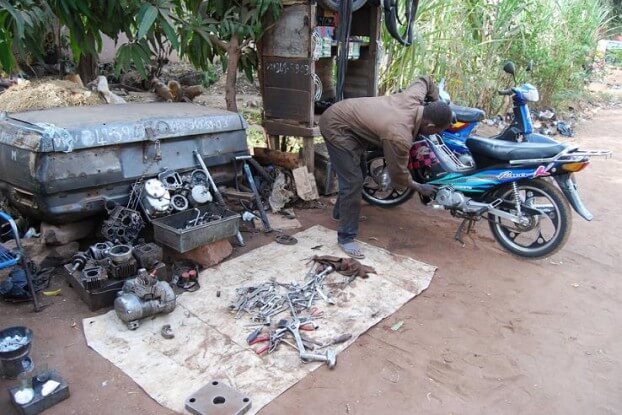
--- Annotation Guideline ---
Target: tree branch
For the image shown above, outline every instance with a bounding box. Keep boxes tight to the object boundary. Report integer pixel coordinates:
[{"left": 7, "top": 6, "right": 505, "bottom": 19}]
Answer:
[{"left": 208, "top": 34, "right": 229, "bottom": 51}]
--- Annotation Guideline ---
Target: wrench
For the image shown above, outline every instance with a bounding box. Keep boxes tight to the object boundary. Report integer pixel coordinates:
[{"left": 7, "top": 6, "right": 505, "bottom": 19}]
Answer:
[{"left": 287, "top": 317, "right": 336, "bottom": 369}]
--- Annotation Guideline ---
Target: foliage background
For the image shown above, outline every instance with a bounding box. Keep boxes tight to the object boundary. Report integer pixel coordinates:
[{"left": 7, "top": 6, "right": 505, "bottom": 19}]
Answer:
[
  {"left": 379, "top": 0, "right": 618, "bottom": 114},
  {"left": 1, "top": 0, "right": 619, "bottom": 114}
]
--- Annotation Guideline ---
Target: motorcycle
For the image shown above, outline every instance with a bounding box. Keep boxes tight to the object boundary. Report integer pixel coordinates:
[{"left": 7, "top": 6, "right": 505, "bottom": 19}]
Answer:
[{"left": 362, "top": 64, "right": 611, "bottom": 258}]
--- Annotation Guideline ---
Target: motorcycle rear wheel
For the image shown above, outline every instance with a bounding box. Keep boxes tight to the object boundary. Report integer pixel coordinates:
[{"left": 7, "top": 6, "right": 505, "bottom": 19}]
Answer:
[
  {"left": 488, "top": 179, "right": 572, "bottom": 258},
  {"left": 361, "top": 151, "right": 415, "bottom": 207}
]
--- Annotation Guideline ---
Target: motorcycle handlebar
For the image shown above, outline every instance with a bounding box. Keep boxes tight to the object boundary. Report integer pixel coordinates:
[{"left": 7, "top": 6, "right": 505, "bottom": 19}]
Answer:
[{"left": 497, "top": 88, "right": 513, "bottom": 96}]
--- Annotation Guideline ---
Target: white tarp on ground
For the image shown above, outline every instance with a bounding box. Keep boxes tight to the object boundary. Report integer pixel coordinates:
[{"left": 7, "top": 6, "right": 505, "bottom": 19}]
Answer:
[{"left": 83, "top": 225, "right": 436, "bottom": 414}]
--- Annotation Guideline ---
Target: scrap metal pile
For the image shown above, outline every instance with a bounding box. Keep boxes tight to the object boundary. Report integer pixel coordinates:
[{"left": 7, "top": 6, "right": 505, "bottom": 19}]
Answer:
[{"left": 230, "top": 258, "right": 372, "bottom": 369}]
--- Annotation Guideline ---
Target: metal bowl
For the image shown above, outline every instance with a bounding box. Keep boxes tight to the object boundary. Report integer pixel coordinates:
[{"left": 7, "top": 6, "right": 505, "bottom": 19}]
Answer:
[{"left": 0, "top": 326, "right": 33, "bottom": 360}]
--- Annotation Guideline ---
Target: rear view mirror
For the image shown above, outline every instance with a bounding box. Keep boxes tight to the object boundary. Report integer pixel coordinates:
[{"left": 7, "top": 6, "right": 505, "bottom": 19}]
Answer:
[{"left": 503, "top": 61, "right": 516, "bottom": 76}]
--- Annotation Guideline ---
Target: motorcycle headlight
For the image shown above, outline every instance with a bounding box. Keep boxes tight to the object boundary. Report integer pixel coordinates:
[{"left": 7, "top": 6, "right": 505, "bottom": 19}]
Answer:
[{"left": 520, "top": 83, "right": 540, "bottom": 102}]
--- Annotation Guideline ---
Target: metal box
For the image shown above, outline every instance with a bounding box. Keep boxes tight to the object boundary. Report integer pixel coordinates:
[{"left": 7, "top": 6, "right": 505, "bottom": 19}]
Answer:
[
  {"left": 0, "top": 103, "right": 249, "bottom": 223},
  {"left": 152, "top": 205, "right": 240, "bottom": 253}
]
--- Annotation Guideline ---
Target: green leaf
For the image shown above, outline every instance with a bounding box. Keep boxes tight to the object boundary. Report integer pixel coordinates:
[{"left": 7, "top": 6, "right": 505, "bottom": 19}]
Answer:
[
  {"left": 137, "top": 4, "right": 158, "bottom": 39},
  {"left": 159, "top": 10, "right": 180, "bottom": 50},
  {"left": 0, "top": 38, "right": 15, "bottom": 72},
  {"left": 2, "top": 1, "right": 25, "bottom": 40}
]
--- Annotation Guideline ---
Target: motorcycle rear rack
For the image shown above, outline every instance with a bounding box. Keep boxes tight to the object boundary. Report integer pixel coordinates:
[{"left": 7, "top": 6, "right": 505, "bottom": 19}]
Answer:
[
  {"left": 509, "top": 148, "right": 612, "bottom": 166},
  {"left": 423, "top": 135, "right": 474, "bottom": 173}
]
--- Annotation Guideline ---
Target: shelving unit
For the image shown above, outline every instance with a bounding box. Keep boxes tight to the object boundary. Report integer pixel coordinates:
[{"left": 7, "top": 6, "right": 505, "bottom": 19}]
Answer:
[{"left": 258, "top": 1, "right": 382, "bottom": 172}]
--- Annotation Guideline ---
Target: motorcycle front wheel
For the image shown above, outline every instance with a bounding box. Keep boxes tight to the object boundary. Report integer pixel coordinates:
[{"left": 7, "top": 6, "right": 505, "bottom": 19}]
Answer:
[
  {"left": 361, "top": 151, "right": 415, "bottom": 207},
  {"left": 488, "top": 179, "right": 572, "bottom": 258}
]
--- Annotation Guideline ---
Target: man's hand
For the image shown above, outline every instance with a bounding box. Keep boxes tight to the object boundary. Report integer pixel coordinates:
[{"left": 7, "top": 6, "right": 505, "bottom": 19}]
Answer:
[{"left": 411, "top": 182, "right": 437, "bottom": 198}]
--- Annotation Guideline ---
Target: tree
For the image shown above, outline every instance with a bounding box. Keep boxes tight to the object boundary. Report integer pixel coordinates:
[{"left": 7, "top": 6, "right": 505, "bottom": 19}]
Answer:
[
  {"left": 2, "top": 0, "right": 279, "bottom": 113},
  {"left": 121, "top": 0, "right": 281, "bottom": 112},
  {"left": 51, "top": 0, "right": 134, "bottom": 82},
  {"left": 0, "top": 0, "right": 50, "bottom": 74},
  {"left": 195, "top": 0, "right": 281, "bottom": 111}
]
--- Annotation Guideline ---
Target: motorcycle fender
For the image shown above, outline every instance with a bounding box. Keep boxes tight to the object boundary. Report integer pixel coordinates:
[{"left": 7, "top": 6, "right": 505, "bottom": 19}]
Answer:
[{"left": 554, "top": 174, "right": 593, "bottom": 221}]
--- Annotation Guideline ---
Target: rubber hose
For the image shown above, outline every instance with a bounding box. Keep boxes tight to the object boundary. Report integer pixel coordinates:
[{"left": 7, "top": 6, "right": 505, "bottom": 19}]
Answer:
[{"left": 384, "top": 0, "right": 419, "bottom": 46}]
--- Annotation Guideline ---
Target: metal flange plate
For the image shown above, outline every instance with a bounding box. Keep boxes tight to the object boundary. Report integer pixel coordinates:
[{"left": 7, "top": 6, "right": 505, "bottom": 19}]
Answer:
[{"left": 185, "top": 380, "right": 251, "bottom": 415}]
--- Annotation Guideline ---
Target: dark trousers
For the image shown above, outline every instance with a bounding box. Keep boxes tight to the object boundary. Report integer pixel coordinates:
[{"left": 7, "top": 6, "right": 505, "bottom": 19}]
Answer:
[{"left": 325, "top": 139, "right": 364, "bottom": 244}]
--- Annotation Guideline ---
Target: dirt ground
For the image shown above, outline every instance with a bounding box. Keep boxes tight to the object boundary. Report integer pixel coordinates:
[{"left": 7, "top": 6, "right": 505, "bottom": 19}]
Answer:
[{"left": 1, "top": 108, "right": 621, "bottom": 415}]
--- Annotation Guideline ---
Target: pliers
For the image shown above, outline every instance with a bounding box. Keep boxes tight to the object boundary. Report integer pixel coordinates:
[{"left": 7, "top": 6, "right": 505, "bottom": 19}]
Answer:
[
  {"left": 249, "top": 333, "right": 271, "bottom": 355},
  {"left": 309, "top": 307, "right": 324, "bottom": 318}
]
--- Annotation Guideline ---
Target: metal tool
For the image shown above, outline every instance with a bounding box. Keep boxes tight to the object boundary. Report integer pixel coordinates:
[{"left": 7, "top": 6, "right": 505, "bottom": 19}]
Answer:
[
  {"left": 235, "top": 155, "right": 272, "bottom": 233},
  {"left": 185, "top": 381, "right": 252, "bottom": 415},
  {"left": 193, "top": 150, "right": 245, "bottom": 246},
  {"left": 286, "top": 317, "right": 336, "bottom": 369}
]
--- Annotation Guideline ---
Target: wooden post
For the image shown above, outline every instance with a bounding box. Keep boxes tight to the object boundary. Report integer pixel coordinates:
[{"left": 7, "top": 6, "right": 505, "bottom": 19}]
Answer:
[
  {"left": 302, "top": 136, "right": 315, "bottom": 173},
  {"left": 267, "top": 135, "right": 280, "bottom": 150}
]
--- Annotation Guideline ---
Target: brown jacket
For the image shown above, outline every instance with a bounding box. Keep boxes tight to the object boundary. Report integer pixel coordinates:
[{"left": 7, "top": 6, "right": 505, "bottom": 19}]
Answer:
[{"left": 319, "top": 76, "right": 438, "bottom": 188}]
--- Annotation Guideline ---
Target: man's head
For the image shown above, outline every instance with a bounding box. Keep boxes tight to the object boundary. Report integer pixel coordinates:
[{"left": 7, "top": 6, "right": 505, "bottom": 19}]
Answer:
[{"left": 420, "top": 101, "right": 453, "bottom": 135}]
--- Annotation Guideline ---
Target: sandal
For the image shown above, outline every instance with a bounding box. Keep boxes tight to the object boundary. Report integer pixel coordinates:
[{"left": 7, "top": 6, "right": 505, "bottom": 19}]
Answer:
[{"left": 339, "top": 242, "right": 365, "bottom": 259}]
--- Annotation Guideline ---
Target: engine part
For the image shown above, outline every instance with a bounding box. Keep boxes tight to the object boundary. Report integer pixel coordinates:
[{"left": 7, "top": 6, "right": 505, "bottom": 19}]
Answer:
[
  {"left": 434, "top": 188, "right": 469, "bottom": 210},
  {"left": 0, "top": 326, "right": 33, "bottom": 379},
  {"left": 80, "top": 266, "right": 108, "bottom": 291},
  {"left": 133, "top": 243, "right": 163, "bottom": 270},
  {"left": 189, "top": 185, "right": 212, "bottom": 205},
  {"left": 101, "top": 205, "right": 145, "bottom": 244},
  {"left": 70, "top": 252, "right": 90, "bottom": 272},
  {"left": 158, "top": 170, "right": 183, "bottom": 191},
  {"left": 114, "top": 269, "right": 176, "bottom": 330},
  {"left": 109, "top": 257, "right": 138, "bottom": 280},
  {"left": 142, "top": 179, "right": 171, "bottom": 216},
  {"left": 161, "top": 324, "right": 174, "bottom": 339},
  {"left": 170, "top": 194, "right": 189, "bottom": 212},
  {"left": 108, "top": 245, "right": 133, "bottom": 264},
  {"left": 185, "top": 381, "right": 251, "bottom": 415},
  {"left": 190, "top": 169, "right": 208, "bottom": 186},
  {"left": 89, "top": 242, "right": 113, "bottom": 260}
]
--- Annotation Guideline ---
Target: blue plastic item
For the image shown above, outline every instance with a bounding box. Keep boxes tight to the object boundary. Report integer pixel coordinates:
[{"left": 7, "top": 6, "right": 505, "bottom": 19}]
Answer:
[{"left": 0, "top": 211, "right": 41, "bottom": 311}]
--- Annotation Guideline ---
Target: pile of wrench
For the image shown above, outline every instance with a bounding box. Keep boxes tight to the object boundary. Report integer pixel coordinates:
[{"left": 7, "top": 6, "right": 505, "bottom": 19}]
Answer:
[{"left": 230, "top": 264, "right": 352, "bottom": 369}]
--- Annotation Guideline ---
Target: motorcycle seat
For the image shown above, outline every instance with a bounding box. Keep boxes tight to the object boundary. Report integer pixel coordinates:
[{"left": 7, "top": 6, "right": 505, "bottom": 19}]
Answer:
[
  {"left": 466, "top": 136, "right": 566, "bottom": 161},
  {"left": 450, "top": 104, "right": 486, "bottom": 123}
]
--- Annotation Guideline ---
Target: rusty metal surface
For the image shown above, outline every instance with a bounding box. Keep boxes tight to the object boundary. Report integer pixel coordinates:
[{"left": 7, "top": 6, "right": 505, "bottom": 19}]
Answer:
[
  {"left": 185, "top": 380, "right": 252, "bottom": 415},
  {"left": 0, "top": 103, "right": 249, "bottom": 223},
  {"left": 1, "top": 103, "right": 246, "bottom": 153}
]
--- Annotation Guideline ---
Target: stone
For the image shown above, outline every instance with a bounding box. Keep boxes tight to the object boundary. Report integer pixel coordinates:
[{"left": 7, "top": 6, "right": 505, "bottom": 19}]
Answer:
[
  {"left": 41, "top": 220, "right": 95, "bottom": 246},
  {"left": 2, "top": 237, "right": 47, "bottom": 259},
  {"left": 167, "top": 239, "right": 233, "bottom": 268},
  {"left": 41, "top": 242, "right": 79, "bottom": 267}
]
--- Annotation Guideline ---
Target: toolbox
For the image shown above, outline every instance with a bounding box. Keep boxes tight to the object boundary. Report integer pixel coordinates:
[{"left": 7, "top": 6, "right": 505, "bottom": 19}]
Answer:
[{"left": 152, "top": 205, "right": 240, "bottom": 253}]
